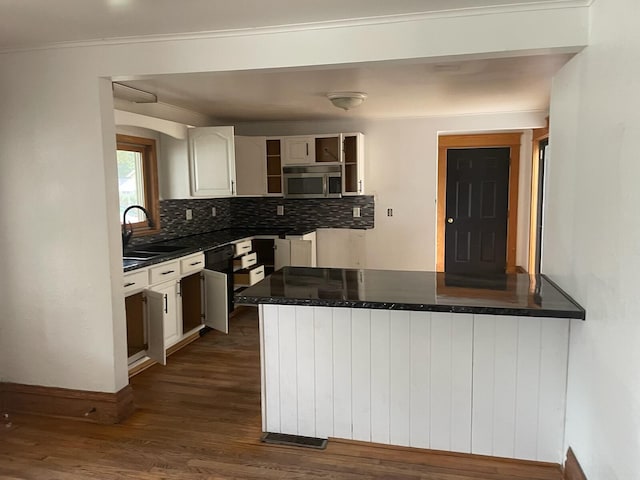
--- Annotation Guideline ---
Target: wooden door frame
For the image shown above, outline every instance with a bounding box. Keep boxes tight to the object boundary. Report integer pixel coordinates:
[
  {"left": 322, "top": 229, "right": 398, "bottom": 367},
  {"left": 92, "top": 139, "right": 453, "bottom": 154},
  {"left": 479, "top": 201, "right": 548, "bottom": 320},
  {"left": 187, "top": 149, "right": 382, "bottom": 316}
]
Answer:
[
  {"left": 437, "top": 133, "right": 522, "bottom": 273},
  {"left": 528, "top": 121, "right": 549, "bottom": 274}
]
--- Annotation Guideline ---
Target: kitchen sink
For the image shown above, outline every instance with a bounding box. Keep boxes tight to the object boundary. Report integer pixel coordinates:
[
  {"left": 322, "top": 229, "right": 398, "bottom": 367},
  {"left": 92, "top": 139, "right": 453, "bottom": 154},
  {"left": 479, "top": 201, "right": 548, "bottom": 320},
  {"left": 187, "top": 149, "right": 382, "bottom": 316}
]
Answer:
[
  {"left": 133, "top": 245, "right": 187, "bottom": 253},
  {"left": 122, "top": 251, "right": 162, "bottom": 261}
]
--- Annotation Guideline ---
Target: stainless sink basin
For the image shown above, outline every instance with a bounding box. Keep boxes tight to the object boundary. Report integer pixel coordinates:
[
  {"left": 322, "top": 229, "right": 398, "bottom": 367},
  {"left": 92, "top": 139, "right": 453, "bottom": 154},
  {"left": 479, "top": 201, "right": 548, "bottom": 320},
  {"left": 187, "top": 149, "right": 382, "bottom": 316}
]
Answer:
[
  {"left": 122, "top": 251, "right": 162, "bottom": 261},
  {"left": 133, "top": 245, "right": 187, "bottom": 254}
]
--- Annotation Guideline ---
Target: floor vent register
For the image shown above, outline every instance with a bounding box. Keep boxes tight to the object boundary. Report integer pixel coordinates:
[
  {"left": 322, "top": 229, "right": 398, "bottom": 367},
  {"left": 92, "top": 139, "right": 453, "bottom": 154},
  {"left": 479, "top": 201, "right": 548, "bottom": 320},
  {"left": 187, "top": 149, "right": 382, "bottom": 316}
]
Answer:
[{"left": 261, "top": 432, "right": 328, "bottom": 449}]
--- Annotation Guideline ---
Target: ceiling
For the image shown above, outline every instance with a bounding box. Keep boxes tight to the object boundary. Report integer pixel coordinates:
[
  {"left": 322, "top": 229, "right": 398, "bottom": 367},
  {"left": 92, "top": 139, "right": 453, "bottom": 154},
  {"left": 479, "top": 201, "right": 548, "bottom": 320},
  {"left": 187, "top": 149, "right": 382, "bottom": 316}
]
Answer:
[
  {"left": 116, "top": 54, "right": 573, "bottom": 123},
  {"left": 1, "top": 0, "right": 581, "bottom": 122}
]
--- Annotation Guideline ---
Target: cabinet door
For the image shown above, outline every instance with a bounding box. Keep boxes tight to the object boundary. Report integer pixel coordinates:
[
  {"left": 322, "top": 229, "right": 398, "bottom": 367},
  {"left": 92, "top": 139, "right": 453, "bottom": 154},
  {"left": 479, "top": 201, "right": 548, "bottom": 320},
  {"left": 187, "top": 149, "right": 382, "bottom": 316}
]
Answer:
[
  {"left": 290, "top": 240, "right": 312, "bottom": 267},
  {"left": 145, "top": 290, "right": 167, "bottom": 366},
  {"left": 150, "top": 282, "right": 180, "bottom": 348},
  {"left": 235, "top": 136, "right": 267, "bottom": 195},
  {"left": 188, "top": 126, "right": 236, "bottom": 197},
  {"left": 282, "top": 137, "right": 315, "bottom": 164},
  {"left": 342, "top": 133, "right": 365, "bottom": 195},
  {"left": 274, "top": 238, "right": 291, "bottom": 271},
  {"left": 203, "top": 269, "right": 229, "bottom": 334}
]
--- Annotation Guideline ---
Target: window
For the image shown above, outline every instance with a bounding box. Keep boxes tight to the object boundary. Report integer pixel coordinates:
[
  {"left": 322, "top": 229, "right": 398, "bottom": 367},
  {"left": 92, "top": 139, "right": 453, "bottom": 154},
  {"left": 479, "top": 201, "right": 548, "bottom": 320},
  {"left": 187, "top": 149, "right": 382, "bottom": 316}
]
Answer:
[{"left": 116, "top": 134, "right": 160, "bottom": 236}]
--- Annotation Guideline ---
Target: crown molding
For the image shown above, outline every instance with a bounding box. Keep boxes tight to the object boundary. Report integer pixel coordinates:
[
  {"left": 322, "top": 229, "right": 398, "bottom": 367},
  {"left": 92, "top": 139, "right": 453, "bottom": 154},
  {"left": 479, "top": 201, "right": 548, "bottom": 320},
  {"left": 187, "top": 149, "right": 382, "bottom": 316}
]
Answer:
[{"left": 1, "top": 0, "right": 592, "bottom": 54}]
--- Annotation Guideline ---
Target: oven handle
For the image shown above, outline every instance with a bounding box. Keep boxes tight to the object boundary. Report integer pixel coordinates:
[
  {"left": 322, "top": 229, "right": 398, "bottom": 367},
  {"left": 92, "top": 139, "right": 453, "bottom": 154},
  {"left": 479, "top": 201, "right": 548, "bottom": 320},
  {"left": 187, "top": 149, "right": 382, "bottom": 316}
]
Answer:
[{"left": 322, "top": 174, "right": 328, "bottom": 197}]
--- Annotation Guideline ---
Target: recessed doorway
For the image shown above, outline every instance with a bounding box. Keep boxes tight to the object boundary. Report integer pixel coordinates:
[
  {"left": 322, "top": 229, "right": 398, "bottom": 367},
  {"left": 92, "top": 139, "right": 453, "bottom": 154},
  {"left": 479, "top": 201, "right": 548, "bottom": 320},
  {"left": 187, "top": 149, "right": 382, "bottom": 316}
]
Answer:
[{"left": 437, "top": 133, "right": 522, "bottom": 274}]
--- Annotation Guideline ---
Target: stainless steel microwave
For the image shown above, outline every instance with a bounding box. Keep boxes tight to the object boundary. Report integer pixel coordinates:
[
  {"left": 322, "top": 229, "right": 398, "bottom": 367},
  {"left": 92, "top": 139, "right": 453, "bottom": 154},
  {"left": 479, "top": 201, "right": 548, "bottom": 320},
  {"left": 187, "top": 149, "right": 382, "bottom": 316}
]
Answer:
[{"left": 283, "top": 163, "right": 342, "bottom": 198}]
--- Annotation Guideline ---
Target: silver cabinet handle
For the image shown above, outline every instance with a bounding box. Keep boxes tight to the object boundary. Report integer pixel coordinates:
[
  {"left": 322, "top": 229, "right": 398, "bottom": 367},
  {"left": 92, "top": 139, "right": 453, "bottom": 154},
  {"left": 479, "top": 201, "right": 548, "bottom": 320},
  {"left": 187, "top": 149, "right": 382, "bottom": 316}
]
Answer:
[
  {"left": 231, "top": 180, "right": 235, "bottom": 194},
  {"left": 164, "top": 294, "right": 168, "bottom": 314},
  {"left": 189, "top": 261, "right": 202, "bottom": 266},
  {"left": 124, "top": 282, "right": 135, "bottom": 288},
  {"left": 161, "top": 270, "right": 175, "bottom": 275},
  {"left": 359, "top": 180, "right": 363, "bottom": 193},
  {"left": 306, "top": 143, "right": 309, "bottom": 156}
]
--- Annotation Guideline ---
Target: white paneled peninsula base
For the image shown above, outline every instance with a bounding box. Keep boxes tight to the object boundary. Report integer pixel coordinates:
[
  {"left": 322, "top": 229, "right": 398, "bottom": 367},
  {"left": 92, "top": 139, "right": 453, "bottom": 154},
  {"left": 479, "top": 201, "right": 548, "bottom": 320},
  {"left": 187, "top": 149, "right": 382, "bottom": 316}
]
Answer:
[{"left": 236, "top": 267, "right": 585, "bottom": 464}]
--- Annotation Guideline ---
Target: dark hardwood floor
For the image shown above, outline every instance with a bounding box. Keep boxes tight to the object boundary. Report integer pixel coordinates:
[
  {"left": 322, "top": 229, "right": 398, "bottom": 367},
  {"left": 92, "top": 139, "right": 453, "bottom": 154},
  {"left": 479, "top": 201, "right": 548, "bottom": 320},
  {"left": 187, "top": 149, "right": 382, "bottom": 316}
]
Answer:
[{"left": 0, "top": 307, "right": 562, "bottom": 480}]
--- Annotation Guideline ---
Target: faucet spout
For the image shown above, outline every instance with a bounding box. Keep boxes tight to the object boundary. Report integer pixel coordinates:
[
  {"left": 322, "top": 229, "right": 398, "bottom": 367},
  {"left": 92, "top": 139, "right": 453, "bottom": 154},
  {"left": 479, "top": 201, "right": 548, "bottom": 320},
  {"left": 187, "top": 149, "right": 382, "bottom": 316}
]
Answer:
[{"left": 122, "top": 205, "right": 154, "bottom": 249}]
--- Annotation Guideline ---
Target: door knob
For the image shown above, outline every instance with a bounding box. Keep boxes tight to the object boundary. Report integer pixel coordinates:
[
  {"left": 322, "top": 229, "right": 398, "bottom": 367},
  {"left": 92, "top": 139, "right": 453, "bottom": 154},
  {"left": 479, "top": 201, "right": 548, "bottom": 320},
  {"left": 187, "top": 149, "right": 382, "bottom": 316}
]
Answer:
[{"left": 447, "top": 218, "right": 454, "bottom": 224}]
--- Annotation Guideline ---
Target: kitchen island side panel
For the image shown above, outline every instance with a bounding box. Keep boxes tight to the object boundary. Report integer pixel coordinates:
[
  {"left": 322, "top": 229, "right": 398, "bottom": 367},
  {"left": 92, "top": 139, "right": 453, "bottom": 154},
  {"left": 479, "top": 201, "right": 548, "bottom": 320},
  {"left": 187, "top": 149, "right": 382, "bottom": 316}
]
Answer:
[{"left": 259, "top": 305, "right": 569, "bottom": 463}]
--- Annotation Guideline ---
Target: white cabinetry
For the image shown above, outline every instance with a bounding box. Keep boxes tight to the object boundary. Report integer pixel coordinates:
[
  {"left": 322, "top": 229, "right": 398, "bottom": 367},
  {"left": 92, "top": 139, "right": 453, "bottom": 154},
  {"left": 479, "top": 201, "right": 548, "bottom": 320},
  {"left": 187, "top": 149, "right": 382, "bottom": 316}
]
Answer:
[
  {"left": 124, "top": 251, "right": 229, "bottom": 371},
  {"left": 282, "top": 136, "right": 315, "bottom": 165},
  {"left": 188, "top": 126, "right": 236, "bottom": 197},
  {"left": 342, "top": 133, "right": 365, "bottom": 195},
  {"left": 233, "top": 238, "right": 266, "bottom": 289},
  {"left": 149, "top": 280, "right": 180, "bottom": 349},
  {"left": 274, "top": 231, "right": 317, "bottom": 270},
  {"left": 235, "top": 135, "right": 267, "bottom": 195},
  {"left": 316, "top": 228, "right": 366, "bottom": 268}
]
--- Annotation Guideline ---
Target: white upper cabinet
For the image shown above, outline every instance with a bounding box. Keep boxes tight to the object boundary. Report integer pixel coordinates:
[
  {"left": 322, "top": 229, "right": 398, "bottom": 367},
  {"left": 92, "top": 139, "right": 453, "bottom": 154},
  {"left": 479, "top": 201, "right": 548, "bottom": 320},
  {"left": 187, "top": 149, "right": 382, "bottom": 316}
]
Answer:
[
  {"left": 282, "top": 136, "right": 315, "bottom": 165},
  {"left": 235, "top": 135, "right": 267, "bottom": 196},
  {"left": 188, "top": 126, "right": 236, "bottom": 197},
  {"left": 342, "top": 133, "right": 365, "bottom": 196}
]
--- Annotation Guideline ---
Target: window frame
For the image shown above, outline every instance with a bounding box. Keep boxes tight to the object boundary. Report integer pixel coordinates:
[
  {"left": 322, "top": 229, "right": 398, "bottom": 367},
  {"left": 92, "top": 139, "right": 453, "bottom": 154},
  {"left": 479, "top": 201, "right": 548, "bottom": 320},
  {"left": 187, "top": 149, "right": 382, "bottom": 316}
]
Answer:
[{"left": 116, "top": 134, "right": 161, "bottom": 237}]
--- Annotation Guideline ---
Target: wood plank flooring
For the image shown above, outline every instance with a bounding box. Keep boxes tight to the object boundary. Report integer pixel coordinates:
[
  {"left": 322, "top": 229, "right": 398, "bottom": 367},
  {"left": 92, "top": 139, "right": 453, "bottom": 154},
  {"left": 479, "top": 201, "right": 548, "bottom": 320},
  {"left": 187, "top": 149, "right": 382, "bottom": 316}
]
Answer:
[{"left": 0, "top": 307, "right": 563, "bottom": 480}]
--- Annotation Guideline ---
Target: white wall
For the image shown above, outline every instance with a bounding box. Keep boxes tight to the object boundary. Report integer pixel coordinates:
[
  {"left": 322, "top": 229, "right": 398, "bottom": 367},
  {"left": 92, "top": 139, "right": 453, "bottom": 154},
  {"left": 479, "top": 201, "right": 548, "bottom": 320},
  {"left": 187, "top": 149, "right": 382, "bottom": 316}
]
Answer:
[
  {"left": 237, "top": 113, "right": 542, "bottom": 271},
  {"left": 545, "top": 0, "right": 640, "bottom": 477},
  {"left": 0, "top": 5, "right": 587, "bottom": 393}
]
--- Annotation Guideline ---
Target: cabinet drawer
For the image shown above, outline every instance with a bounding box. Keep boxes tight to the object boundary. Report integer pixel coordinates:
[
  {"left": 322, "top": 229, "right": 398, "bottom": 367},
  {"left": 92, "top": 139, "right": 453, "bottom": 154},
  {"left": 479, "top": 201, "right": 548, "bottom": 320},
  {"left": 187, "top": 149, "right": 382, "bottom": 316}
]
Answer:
[
  {"left": 149, "top": 260, "right": 180, "bottom": 285},
  {"left": 234, "top": 264, "right": 265, "bottom": 287},
  {"left": 233, "top": 239, "right": 253, "bottom": 257},
  {"left": 123, "top": 269, "right": 148, "bottom": 296},
  {"left": 180, "top": 252, "right": 205, "bottom": 276},
  {"left": 233, "top": 251, "right": 257, "bottom": 270}
]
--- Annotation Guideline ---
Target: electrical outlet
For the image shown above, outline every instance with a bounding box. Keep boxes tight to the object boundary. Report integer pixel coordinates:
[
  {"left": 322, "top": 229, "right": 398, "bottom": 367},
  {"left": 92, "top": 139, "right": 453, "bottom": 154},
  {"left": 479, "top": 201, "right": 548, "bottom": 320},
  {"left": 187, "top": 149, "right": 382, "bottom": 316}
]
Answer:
[
  {"left": 387, "top": 208, "right": 393, "bottom": 217},
  {"left": 277, "top": 205, "right": 284, "bottom": 216},
  {"left": 186, "top": 209, "right": 193, "bottom": 220},
  {"left": 211, "top": 207, "right": 216, "bottom": 217},
  {"left": 353, "top": 207, "right": 361, "bottom": 218}
]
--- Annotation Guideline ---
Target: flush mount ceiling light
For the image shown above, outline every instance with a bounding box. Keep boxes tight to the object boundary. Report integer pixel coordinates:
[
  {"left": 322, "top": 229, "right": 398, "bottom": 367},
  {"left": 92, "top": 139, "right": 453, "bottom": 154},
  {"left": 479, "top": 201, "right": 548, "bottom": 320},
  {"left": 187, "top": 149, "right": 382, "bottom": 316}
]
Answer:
[
  {"left": 112, "top": 82, "right": 158, "bottom": 103},
  {"left": 327, "top": 92, "right": 368, "bottom": 111}
]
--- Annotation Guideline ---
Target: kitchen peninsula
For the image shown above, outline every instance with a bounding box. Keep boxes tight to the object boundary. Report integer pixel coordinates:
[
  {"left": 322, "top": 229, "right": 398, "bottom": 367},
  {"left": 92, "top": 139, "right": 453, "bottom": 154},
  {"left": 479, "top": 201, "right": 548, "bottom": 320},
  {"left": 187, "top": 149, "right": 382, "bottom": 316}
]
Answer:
[{"left": 236, "top": 267, "right": 585, "bottom": 464}]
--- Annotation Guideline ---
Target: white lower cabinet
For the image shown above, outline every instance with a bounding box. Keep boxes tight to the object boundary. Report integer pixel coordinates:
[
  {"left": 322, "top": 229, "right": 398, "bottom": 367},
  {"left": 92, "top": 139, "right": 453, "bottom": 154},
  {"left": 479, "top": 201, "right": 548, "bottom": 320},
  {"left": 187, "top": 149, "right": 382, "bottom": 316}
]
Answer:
[
  {"left": 274, "top": 231, "right": 317, "bottom": 270},
  {"left": 125, "top": 254, "right": 229, "bottom": 371}
]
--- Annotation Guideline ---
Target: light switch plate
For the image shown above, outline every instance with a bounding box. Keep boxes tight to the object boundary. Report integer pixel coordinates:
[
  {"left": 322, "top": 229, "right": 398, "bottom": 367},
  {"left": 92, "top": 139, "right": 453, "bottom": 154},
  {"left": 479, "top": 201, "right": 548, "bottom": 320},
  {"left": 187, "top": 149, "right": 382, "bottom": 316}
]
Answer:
[
  {"left": 211, "top": 207, "right": 216, "bottom": 217},
  {"left": 277, "top": 205, "right": 284, "bottom": 216},
  {"left": 353, "top": 207, "right": 361, "bottom": 218},
  {"left": 186, "top": 209, "right": 193, "bottom": 220}
]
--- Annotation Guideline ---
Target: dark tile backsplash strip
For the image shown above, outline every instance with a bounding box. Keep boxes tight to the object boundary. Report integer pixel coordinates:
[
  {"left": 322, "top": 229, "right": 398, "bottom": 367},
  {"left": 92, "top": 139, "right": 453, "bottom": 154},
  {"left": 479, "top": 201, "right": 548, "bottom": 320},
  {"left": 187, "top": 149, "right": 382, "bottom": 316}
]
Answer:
[
  {"left": 128, "top": 198, "right": 232, "bottom": 246},
  {"left": 128, "top": 195, "right": 374, "bottom": 246},
  {"left": 231, "top": 196, "right": 375, "bottom": 230}
]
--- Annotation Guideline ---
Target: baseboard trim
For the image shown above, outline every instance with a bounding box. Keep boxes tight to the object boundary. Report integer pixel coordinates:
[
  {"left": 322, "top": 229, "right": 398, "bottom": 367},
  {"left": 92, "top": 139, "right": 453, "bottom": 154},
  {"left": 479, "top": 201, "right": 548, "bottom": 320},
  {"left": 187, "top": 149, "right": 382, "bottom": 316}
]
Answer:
[
  {"left": 0, "top": 382, "right": 134, "bottom": 424},
  {"left": 564, "top": 448, "right": 587, "bottom": 480}
]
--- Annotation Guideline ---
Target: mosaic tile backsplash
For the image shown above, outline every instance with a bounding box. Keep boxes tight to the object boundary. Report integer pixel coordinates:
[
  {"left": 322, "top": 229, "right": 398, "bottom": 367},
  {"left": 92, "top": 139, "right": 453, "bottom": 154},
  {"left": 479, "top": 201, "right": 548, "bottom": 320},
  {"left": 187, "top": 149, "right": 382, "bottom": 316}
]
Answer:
[{"left": 128, "top": 195, "right": 374, "bottom": 246}]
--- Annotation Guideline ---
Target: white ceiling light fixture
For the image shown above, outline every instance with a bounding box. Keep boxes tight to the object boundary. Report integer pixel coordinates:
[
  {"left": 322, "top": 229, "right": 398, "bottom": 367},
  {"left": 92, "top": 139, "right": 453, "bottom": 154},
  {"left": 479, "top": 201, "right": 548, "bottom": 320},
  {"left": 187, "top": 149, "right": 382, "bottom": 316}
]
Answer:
[
  {"left": 327, "top": 92, "right": 368, "bottom": 111},
  {"left": 112, "top": 82, "right": 158, "bottom": 103}
]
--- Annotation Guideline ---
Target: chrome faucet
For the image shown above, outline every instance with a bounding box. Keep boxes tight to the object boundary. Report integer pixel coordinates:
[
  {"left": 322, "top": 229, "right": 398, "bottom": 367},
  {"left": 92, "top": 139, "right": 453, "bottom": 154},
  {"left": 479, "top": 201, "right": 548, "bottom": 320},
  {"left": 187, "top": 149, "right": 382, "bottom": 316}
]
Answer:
[{"left": 122, "top": 205, "right": 154, "bottom": 249}]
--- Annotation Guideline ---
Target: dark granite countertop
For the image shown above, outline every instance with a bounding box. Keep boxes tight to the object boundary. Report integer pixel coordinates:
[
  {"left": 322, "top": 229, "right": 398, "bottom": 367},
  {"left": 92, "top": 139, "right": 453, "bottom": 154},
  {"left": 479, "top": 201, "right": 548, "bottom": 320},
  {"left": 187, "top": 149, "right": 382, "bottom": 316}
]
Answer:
[
  {"left": 235, "top": 267, "right": 586, "bottom": 319},
  {"left": 123, "top": 227, "right": 317, "bottom": 272}
]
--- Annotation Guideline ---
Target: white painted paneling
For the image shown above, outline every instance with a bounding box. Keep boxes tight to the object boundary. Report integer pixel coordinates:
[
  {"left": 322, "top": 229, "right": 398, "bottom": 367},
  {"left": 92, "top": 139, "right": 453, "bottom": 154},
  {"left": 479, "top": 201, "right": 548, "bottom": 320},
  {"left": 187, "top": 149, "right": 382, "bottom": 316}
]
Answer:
[
  {"left": 260, "top": 305, "right": 568, "bottom": 463},
  {"left": 472, "top": 315, "right": 569, "bottom": 463},
  {"left": 430, "top": 312, "right": 473, "bottom": 453},
  {"left": 351, "top": 308, "right": 371, "bottom": 442},
  {"left": 295, "top": 306, "right": 316, "bottom": 437},
  {"left": 262, "top": 305, "right": 281, "bottom": 433},
  {"left": 313, "top": 307, "right": 334, "bottom": 439},
  {"left": 370, "top": 310, "right": 391, "bottom": 444},
  {"left": 537, "top": 319, "right": 569, "bottom": 463},
  {"left": 389, "top": 311, "right": 411, "bottom": 446},
  {"left": 514, "top": 318, "right": 542, "bottom": 460},
  {"left": 332, "top": 308, "right": 352, "bottom": 439},
  {"left": 449, "top": 314, "right": 473, "bottom": 453},
  {"left": 277, "top": 305, "right": 298, "bottom": 434},
  {"left": 409, "top": 312, "right": 431, "bottom": 449}
]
